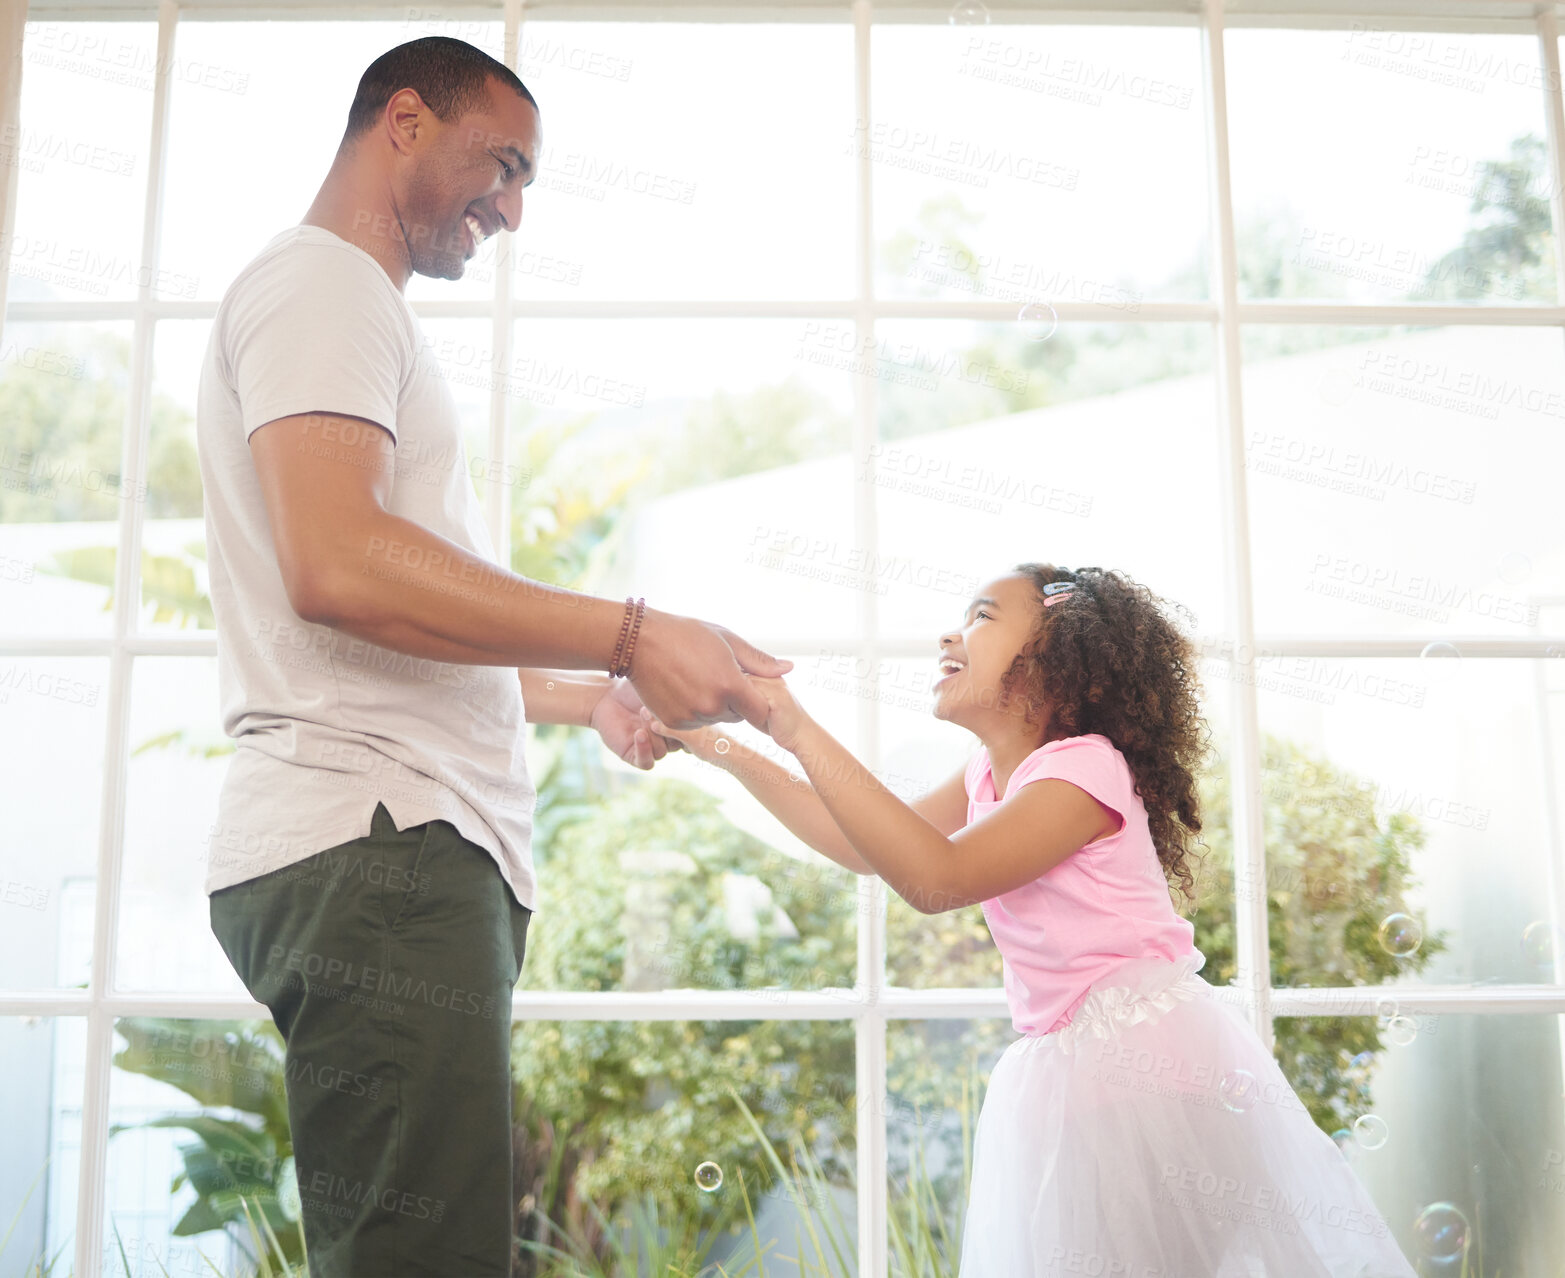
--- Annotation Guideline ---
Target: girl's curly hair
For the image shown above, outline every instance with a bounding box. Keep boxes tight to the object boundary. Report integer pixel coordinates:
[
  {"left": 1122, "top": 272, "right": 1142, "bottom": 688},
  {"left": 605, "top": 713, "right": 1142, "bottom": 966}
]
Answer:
[{"left": 997, "top": 563, "right": 1213, "bottom": 903}]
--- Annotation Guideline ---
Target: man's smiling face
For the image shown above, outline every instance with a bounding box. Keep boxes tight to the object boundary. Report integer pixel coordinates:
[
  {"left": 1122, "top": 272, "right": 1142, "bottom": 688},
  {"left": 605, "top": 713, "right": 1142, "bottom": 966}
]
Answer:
[{"left": 401, "top": 76, "right": 541, "bottom": 281}]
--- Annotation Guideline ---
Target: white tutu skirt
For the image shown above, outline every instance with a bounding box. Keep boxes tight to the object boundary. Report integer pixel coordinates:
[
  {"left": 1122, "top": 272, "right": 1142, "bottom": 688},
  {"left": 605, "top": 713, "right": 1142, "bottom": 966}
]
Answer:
[{"left": 957, "top": 952, "right": 1419, "bottom": 1278}]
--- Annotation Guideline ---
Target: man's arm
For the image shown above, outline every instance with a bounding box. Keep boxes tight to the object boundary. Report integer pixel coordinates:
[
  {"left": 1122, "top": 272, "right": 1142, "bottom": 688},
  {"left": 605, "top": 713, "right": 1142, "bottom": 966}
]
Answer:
[
  {"left": 252, "top": 412, "right": 623, "bottom": 669},
  {"left": 249, "top": 409, "right": 788, "bottom": 731}
]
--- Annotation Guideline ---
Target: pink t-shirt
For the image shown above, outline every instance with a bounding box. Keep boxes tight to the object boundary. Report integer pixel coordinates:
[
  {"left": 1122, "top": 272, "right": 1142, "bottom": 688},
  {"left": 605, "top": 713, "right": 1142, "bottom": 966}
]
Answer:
[{"left": 967, "top": 732, "right": 1198, "bottom": 1036}]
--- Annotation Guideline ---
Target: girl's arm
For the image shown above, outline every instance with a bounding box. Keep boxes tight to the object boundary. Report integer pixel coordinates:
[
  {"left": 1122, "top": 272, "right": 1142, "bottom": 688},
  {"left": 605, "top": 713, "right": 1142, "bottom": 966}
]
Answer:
[
  {"left": 518, "top": 667, "right": 607, "bottom": 726},
  {"left": 520, "top": 669, "right": 671, "bottom": 770},
  {"left": 642, "top": 715, "right": 973, "bottom": 878},
  {"left": 720, "top": 678, "right": 1117, "bottom": 915}
]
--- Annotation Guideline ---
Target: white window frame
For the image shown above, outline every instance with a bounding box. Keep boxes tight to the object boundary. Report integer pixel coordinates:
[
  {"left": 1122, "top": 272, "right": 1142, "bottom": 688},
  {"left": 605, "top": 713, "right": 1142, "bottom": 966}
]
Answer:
[{"left": 3, "top": 2, "right": 1565, "bottom": 1276}]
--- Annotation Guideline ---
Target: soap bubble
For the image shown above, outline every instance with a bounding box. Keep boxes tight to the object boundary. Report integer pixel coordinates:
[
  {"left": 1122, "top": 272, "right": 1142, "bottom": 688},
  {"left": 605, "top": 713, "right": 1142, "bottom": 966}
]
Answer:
[
  {"left": 947, "top": 0, "right": 990, "bottom": 22},
  {"left": 1331, "top": 1127, "right": 1355, "bottom": 1154},
  {"left": 1378, "top": 913, "right": 1422, "bottom": 957},
  {"left": 1386, "top": 1014, "right": 1418, "bottom": 1048},
  {"left": 694, "top": 1161, "right": 724, "bottom": 1192},
  {"left": 714, "top": 737, "right": 731, "bottom": 755},
  {"left": 1219, "top": 1068, "right": 1259, "bottom": 1113},
  {"left": 1419, "top": 641, "right": 1461, "bottom": 660},
  {"left": 1498, "top": 552, "right": 1531, "bottom": 585},
  {"left": 1317, "top": 368, "right": 1355, "bottom": 406},
  {"left": 1352, "top": 1114, "right": 1389, "bottom": 1151},
  {"left": 1412, "top": 1202, "right": 1469, "bottom": 1261},
  {"left": 1521, "top": 920, "right": 1562, "bottom": 967},
  {"left": 1017, "top": 301, "right": 1058, "bottom": 342}
]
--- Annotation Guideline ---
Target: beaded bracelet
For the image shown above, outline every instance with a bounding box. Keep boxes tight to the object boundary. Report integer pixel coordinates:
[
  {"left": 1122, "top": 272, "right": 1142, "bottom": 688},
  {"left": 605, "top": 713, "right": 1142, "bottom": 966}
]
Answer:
[
  {"left": 608, "top": 596, "right": 634, "bottom": 674},
  {"left": 618, "top": 597, "right": 647, "bottom": 677},
  {"left": 608, "top": 596, "right": 647, "bottom": 677}
]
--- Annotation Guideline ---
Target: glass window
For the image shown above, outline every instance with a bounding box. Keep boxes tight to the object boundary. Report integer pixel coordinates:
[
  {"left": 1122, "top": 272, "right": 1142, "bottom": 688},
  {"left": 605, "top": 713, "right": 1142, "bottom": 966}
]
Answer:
[
  {"left": 8, "top": 23, "right": 158, "bottom": 304},
  {"left": 1240, "top": 324, "right": 1560, "bottom": 636},
  {"left": 871, "top": 24, "right": 1209, "bottom": 306},
  {"left": 1227, "top": 28, "right": 1557, "bottom": 304}
]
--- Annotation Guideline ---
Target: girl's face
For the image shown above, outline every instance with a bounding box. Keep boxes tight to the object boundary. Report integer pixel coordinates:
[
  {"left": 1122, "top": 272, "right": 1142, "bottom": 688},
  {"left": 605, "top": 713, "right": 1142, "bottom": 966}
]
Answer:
[{"left": 932, "top": 572, "right": 1043, "bottom": 728}]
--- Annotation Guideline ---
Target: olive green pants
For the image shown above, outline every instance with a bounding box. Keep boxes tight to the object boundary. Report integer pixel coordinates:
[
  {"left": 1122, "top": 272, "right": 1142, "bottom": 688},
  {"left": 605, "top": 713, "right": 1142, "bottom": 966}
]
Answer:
[{"left": 210, "top": 801, "right": 532, "bottom": 1277}]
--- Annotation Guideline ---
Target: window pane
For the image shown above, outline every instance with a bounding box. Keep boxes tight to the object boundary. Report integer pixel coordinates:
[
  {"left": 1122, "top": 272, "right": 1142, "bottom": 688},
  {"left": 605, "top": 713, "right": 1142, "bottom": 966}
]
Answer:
[
  {"left": 886, "top": 1017, "right": 1018, "bottom": 1273},
  {"left": 143, "top": 320, "right": 213, "bottom": 633},
  {"left": 10, "top": 23, "right": 157, "bottom": 303},
  {"left": 103, "top": 1017, "right": 298, "bottom": 1275},
  {"left": 513, "top": 1018, "right": 857, "bottom": 1269},
  {"left": 117, "top": 656, "right": 243, "bottom": 994},
  {"left": 866, "top": 319, "right": 1221, "bottom": 631},
  {"left": 158, "top": 21, "right": 439, "bottom": 302},
  {"left": 510, "top": 21, "right": 855, "bottom": 301},
  {"left": 521, "top": 318, "right": 856, "bottom": 643},
  {"left": 1225, "top": 655, "right": 1565, "bottom": 991},
  {"left": 522, "top": 679, "right": 858, "bottom": 994},
  {"left": 1227, "top": 28, "right": 1556, "bottom": 304},
  {"left": 1280, "top": 1013, "right": 1565, "bottom": 1268},
  {"left": 0, "top": 656, "right": 108, "bottom": 992},
  {"left": 2, "top": 1016, "right": 87, "bottom": 1272},
  {"left": 0, "top": 321, "right": 134, "bottom": 640},
  {"left": 1241, "top": 324, "right": 1559, "bottom": 636},
  {"left": 872, "top": 24, "right": 1208, "bottom": 305}
]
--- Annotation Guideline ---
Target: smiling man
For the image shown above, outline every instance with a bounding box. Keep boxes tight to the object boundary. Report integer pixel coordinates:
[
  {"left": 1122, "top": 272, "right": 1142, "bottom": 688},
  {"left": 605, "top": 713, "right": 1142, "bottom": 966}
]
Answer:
[{"left": 195, "top": 35, "right": 790, "bottom": 1278}]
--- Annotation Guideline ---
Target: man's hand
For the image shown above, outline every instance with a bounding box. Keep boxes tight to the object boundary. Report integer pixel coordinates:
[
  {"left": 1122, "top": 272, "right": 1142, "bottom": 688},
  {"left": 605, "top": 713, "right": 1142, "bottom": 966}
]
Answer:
[
  {"left": 588, "top": 677, "right": 683, "bottom": 770},
  {"left": 627, "top": 611, "right": 793, "bottom": 734}
]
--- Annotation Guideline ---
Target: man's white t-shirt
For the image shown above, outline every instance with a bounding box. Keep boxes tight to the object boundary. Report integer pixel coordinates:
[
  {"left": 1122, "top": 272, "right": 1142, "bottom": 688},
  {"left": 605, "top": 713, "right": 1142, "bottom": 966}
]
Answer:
[{"left": 195, "top": 223, "right": 537, "bottom": 910}]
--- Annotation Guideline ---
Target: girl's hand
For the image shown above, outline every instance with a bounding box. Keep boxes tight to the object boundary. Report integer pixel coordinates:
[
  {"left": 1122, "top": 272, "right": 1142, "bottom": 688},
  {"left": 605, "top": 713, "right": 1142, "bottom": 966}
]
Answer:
[
  {"left": 638, "top": 707, "right": 735, "bottom": 765},
  {"left": 745, "top": 674, "right": 811, "bottom": 753}
]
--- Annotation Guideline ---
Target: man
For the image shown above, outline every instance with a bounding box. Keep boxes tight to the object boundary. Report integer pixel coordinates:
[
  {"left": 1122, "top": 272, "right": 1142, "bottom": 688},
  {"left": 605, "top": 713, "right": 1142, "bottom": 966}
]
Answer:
[{"left": 195, "top": 35, "right": 786, "bottom": 1277}]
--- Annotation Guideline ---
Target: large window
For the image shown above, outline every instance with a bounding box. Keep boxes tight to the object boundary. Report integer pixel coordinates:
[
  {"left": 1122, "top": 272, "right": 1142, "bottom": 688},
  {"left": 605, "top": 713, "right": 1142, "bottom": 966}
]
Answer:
[{"left": 2, "top": 2, "right": 1562, "bottom": 1274}]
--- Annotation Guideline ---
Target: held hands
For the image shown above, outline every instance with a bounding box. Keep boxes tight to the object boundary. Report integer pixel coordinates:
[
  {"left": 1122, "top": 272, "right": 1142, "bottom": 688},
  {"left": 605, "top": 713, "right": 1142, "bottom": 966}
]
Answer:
[
  {"left": 587, "top": 677, "right": 677, "bottom": 771},
  {"left": 642, "top": 673, "right": 811, "bottom": 756}
]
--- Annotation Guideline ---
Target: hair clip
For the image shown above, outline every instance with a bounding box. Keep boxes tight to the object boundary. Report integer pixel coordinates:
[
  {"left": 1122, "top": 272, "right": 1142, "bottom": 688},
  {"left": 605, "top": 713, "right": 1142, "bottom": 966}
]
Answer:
[{"left": 1042, "top": 580, "right": 1076, "bottom": 606}]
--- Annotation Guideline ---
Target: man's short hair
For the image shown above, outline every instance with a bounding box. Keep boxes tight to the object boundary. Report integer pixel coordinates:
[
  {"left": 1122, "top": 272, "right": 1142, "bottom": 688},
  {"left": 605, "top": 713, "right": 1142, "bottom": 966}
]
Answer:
[{"left": 341, "top": 36, "right": 538, "bottom": 149}]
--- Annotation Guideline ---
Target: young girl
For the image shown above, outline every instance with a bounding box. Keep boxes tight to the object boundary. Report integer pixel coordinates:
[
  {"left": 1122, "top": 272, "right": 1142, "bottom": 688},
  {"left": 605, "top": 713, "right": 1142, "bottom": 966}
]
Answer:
[{"left": 643, "top": 563, "right": 1419, "bottom": 1277}]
